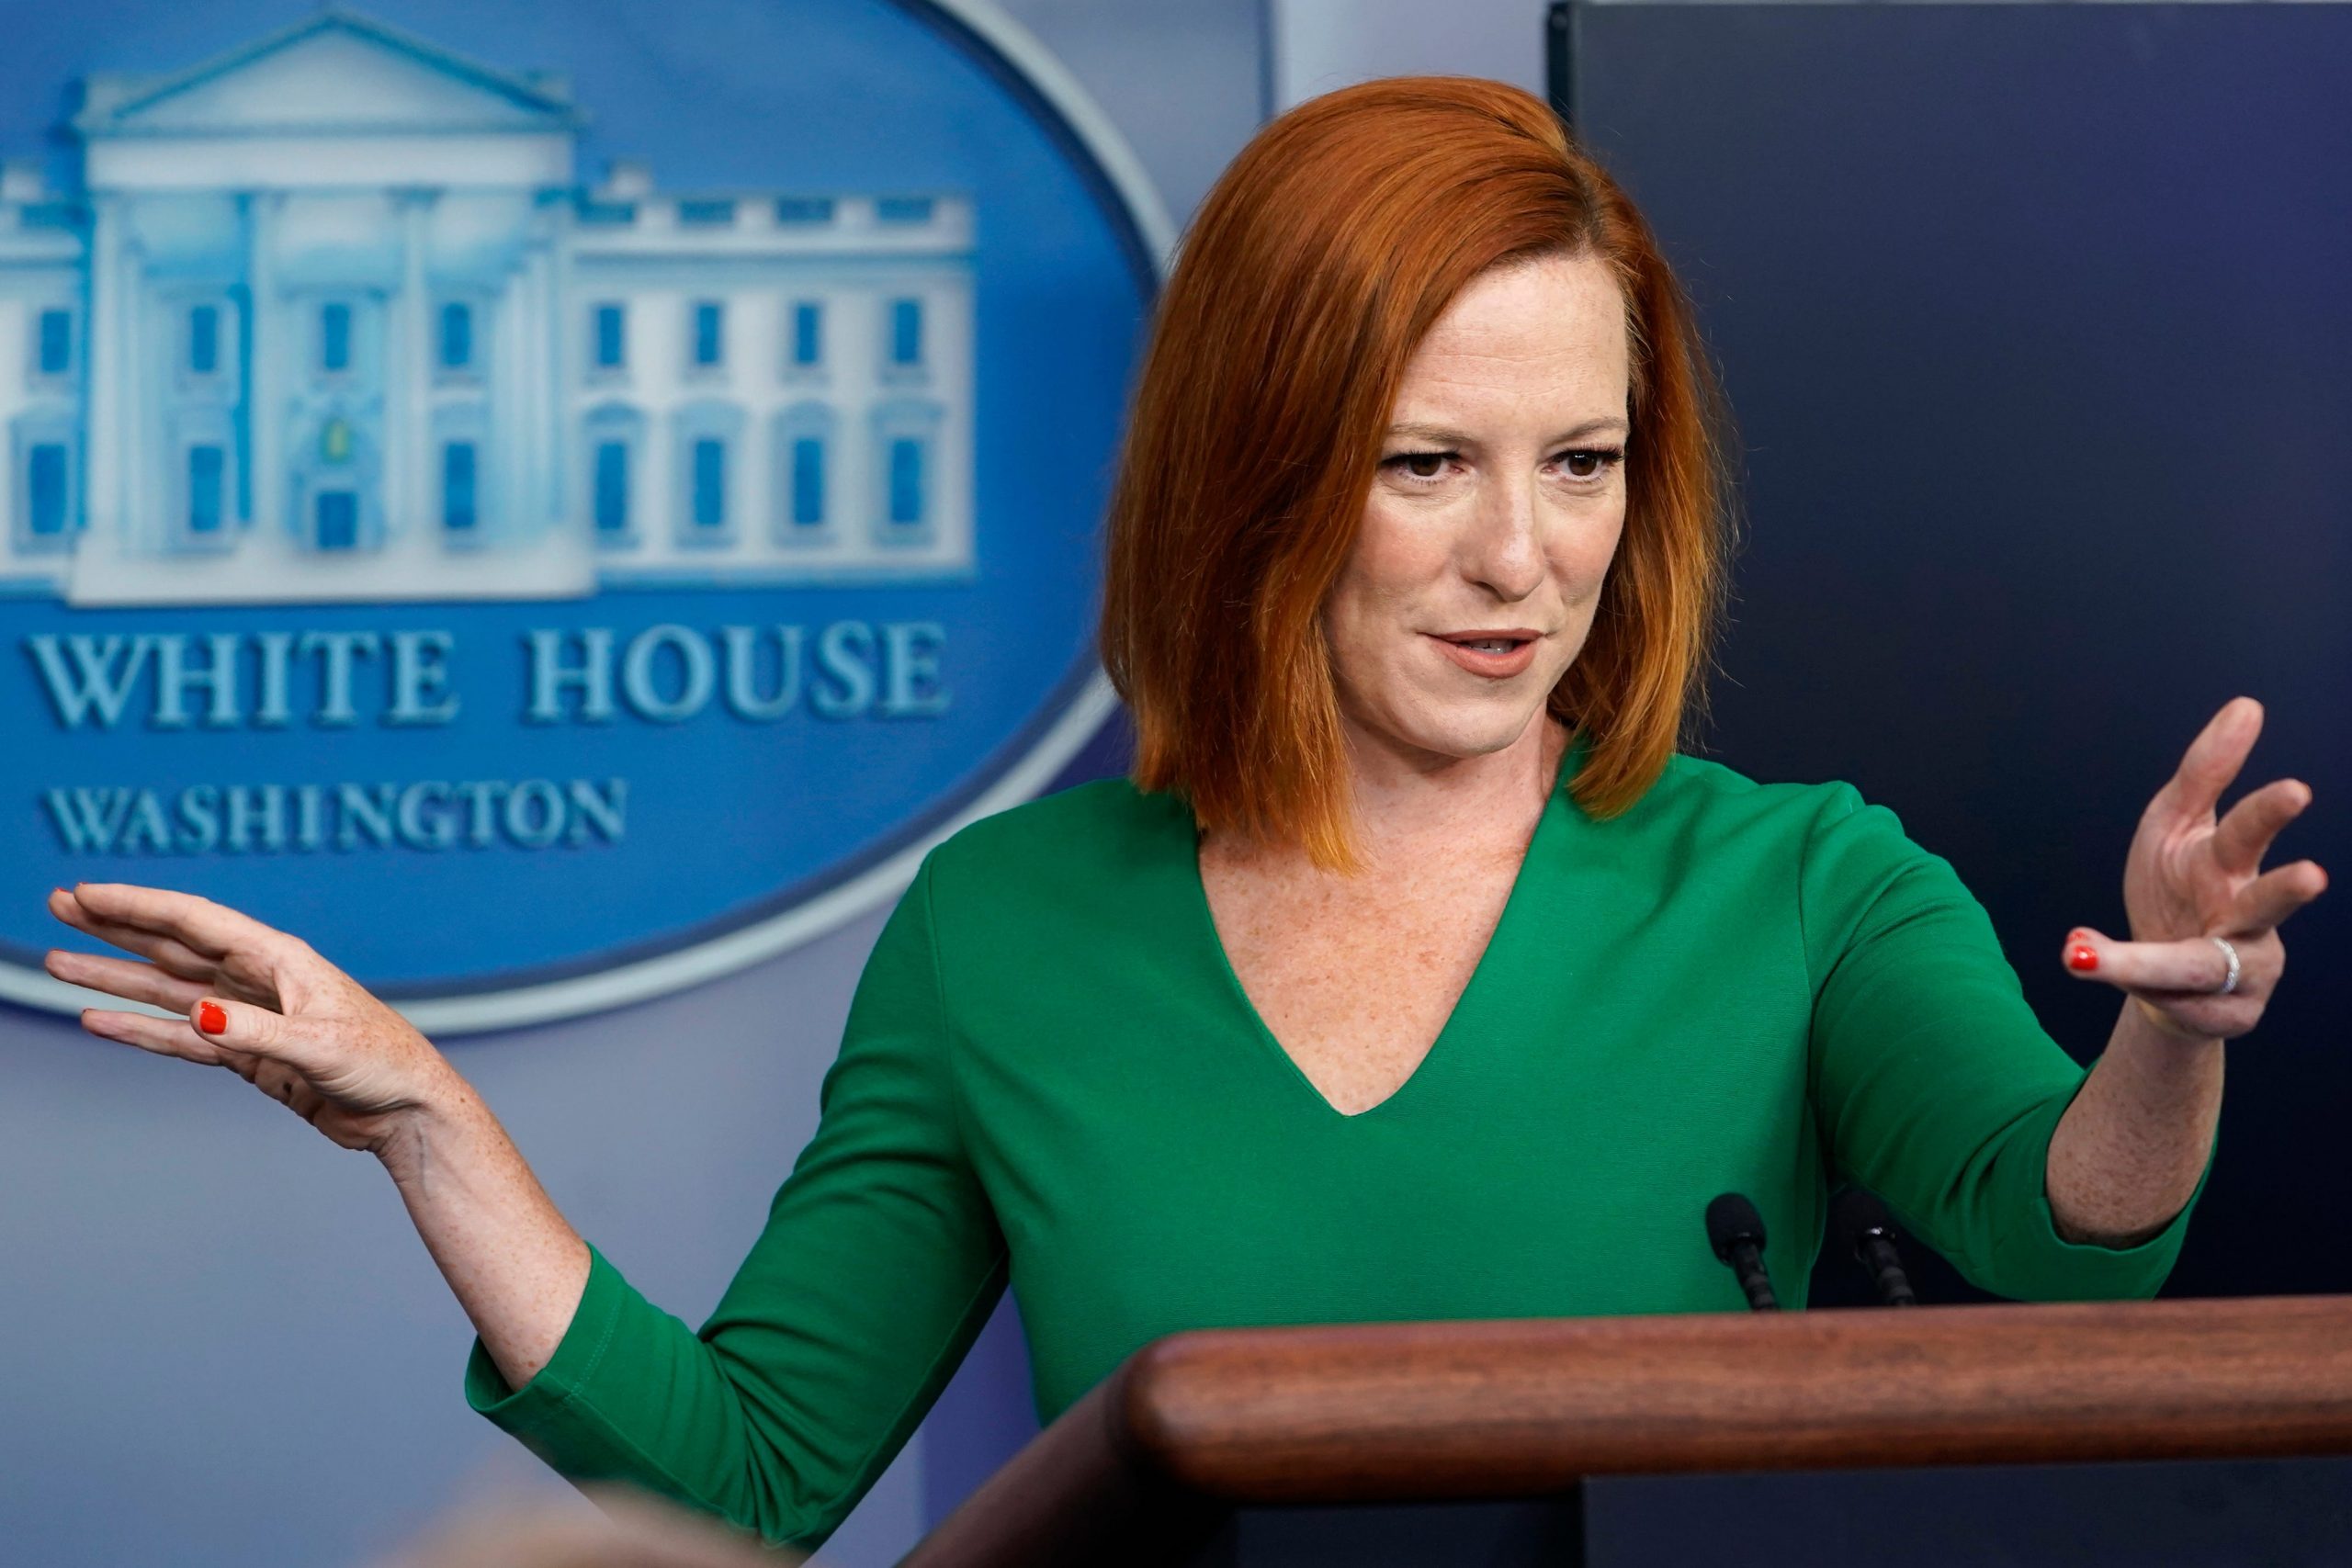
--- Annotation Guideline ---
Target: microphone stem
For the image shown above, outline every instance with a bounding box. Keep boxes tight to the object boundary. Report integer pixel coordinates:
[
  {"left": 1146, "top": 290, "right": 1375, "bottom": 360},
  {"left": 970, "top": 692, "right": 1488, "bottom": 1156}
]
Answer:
[
  {"left": 1860, "top": 1236, "right": 1917, "bottom": 1306},
  {"left": 1731, "top": 1242, "right": 1779, "bottom": 1312}
]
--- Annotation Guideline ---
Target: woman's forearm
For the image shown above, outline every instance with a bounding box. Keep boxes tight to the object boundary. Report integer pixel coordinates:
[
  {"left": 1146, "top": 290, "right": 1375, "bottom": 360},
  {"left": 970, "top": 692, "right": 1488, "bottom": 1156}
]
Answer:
[
  {"left": 2043, "top": 999, "right": 2224, "bottom": 1247},
  {"left": 378, "top": 1068, "right": 594, "bottom": 1392}
]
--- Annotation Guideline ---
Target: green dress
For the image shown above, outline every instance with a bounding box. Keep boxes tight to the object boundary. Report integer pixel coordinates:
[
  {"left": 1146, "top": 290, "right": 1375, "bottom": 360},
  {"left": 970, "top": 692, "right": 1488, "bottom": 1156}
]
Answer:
[{"left": 464, "top": 739, "right": 2210, "bottom": 1549}]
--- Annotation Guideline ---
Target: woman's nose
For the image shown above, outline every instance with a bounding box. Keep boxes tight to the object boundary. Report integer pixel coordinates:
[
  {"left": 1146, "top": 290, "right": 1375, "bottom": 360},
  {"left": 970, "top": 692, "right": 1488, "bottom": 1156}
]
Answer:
[{"left": 1462, "top": 478, "right": 1547, "bottom": 600}]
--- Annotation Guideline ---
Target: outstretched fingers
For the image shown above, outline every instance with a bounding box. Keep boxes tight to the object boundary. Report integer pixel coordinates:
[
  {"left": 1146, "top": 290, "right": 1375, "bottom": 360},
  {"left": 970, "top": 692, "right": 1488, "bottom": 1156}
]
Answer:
[
  {"left": 78, "top": 1006, "right": 236, "bottom": 1067},
  {"left": 2212, "top": 777, "right": 2312, "bottom": 875},
  {"left": 2150, "top": 696, "right": 2263, "bottom": 825},
  {"left": 72, "top": 985, "right": 338, "bottom": 1088},
  {"left": 50, "top": 883, "right": 292, "bottom": 964},
  {"left": 44, "top": 947, "right": 209, "bottom": 1014},
  {"left": 2224, "top": 859, "right": 2329, "bottom": 936},
  {"left": 49, "top": 887, "right": 224, "bottom": 979}
]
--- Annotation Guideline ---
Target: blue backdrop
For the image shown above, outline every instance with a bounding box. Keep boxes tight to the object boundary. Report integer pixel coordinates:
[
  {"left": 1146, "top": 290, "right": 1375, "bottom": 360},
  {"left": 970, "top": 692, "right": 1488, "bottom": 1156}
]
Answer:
[{"left": 2, "top": 0, "right": 1151, "bottom": 1003}]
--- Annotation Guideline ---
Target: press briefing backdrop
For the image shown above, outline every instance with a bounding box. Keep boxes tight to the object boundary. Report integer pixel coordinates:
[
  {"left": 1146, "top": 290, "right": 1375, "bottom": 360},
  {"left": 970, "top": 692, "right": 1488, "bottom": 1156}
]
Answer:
[
  {"left": 7, "top": 3, "right": 2349, "bottom": 1566},
  {"left": 0, "top": 0, "right": 1167, "bottom": 1025}
]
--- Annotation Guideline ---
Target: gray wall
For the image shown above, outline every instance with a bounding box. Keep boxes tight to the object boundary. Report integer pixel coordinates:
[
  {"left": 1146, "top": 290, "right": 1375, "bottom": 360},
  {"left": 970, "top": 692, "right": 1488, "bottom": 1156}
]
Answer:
[{"left": 1272, "top": 0, "right": 1546, "bottom": 107}]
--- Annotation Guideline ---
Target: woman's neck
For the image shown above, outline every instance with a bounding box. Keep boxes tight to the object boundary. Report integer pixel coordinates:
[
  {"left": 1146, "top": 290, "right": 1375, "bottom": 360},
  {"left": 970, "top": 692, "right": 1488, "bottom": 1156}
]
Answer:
[{"left": 1336, "top": 711, "right": 1570, "bottom": 871}]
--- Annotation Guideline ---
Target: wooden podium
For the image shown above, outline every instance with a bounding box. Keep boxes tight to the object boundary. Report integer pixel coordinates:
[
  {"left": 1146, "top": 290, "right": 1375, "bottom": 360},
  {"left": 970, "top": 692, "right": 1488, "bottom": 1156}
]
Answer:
[{"left": 899, "top": 1296, "right": 2352, "bottom": 1566}]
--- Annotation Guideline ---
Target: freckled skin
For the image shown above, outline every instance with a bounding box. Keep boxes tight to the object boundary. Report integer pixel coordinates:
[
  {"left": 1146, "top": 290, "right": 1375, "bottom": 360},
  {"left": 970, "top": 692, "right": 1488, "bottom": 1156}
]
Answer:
[{"left": 1200, "top": 253, "right": 1631, "bottom": 1116}]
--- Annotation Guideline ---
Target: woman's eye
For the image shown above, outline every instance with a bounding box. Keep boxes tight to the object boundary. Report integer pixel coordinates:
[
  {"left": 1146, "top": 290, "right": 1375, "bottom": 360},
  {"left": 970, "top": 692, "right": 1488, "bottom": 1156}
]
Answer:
[
  {"left": 1385, "top": 450, "right": 1453, "bottom": 481},
  {"left": 1558, "top": 446, "right": 1625, "bottom": 480},
  {"left": 1381, "top": 446, "right": 1622, "bottom": 484}
]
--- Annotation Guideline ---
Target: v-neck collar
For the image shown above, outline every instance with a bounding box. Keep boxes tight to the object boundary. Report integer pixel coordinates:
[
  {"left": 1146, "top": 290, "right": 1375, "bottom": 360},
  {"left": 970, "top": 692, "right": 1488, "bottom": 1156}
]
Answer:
[{"left": 1181, "top": 728, "right": 1590, "bottom": 1122}]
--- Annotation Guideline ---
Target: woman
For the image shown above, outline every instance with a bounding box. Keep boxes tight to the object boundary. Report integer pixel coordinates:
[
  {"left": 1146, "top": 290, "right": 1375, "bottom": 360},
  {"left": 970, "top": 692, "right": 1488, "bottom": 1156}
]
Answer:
[{"left": 42, "top": 79, "right": 2322, "bottom": 1551}]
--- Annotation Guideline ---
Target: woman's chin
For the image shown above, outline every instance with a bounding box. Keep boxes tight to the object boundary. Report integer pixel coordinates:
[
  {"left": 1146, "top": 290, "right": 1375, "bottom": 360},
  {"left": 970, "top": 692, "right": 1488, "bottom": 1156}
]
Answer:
[{"left": 1362, "top": 702, "right": 1555, "bottom": 765}]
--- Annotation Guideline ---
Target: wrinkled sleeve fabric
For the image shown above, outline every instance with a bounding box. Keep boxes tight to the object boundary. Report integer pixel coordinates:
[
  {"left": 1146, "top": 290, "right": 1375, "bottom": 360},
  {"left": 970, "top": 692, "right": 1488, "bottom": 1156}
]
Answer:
[
  {"left": 463, "top": 854, "right": 1009, "bottom": 1551},
  {"left": 1801, "top": 783, "right": 2212, "bottom": 1300}
]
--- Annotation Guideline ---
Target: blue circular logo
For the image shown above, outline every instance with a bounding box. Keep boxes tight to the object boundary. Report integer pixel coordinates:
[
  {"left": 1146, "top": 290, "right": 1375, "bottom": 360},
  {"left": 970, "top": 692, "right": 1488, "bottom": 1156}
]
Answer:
[{"left": 0, "top": 1, "right": 1164, "bottom": 1030}]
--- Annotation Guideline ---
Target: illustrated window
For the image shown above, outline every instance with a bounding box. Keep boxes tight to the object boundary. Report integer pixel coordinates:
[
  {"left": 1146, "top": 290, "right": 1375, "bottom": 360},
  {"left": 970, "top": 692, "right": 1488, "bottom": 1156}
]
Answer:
[
  {"left": 691, "top": 300, "right": 725, "bottom": 369},
  {"left": 187, "top": 445, "right": 225, "bottom": 535},
  {"left": 443, "top": 441, "right": 478, "bottom": 533},
  {"left": 592, "top": 303, "right": 627, "bottom": 371}
]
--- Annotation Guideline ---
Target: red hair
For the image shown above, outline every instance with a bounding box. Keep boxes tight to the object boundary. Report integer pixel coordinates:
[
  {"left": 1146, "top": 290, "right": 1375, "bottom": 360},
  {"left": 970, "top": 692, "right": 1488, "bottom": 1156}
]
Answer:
[{"left": 1099, "top": 77, "right": 1732, "bottom": 868}]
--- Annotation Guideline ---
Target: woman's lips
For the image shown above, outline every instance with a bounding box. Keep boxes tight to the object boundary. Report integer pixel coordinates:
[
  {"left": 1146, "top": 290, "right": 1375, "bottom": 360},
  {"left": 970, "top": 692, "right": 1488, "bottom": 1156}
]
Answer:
[{"left": 1426, "top": 632, "right": 1539, "bottom": 679}]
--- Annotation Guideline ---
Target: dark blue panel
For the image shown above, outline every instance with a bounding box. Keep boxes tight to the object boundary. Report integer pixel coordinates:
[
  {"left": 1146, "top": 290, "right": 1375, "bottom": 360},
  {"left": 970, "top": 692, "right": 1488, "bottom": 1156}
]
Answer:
[
  {"left": 594, "top": 439, "right": 628, "bottom": 532},
  {"left": 693, "top": 299, "right": 724, "bottom": 367},
  {"left": 888, "top": 434, "right": 923, "bottom": 524},
  {"left": 594, "top": 301, "right": 625, "bottom": 368},
  {"left": 37, "top": 308, "right": 70, "bottom": 375},
  {"left": 1571, "top": 1, "right": 2352, "bottom": 1303},
  {"left": 28, "top": 442, "right": 67, "bottom": 534},
  {"left": 892, "top": 296, "right": 923, "bottom": 364},
  {"left": 187, "top": 445, "right": 222, "bottom": 533},
  {"left": 320, "top": 302, "right": 350, "bottom": 373},
  {"left": 314, "top": 490, "right": 356, "bottom": 550},
  {"left": 691, "top": 436, "right": 725, "bottom": 526},
  {"left": 792, "top": 434, "right": 824, "bottom": 524},
  {"left": 188, "top": 305, "right": 218, "bottom": 375},
  {"left": 442, "top": 441, "right": 476, "bottom": 531},
  {"left": 438, "top": 301, "right": 470, "bottom": 369}
]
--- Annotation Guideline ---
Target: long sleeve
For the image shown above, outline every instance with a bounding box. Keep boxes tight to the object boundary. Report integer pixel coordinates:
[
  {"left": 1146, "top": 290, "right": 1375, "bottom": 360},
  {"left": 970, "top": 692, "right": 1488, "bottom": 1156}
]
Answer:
[
  {"left": 1801, "top": 782, "right": 2213, "bottom": 1300},
  {"left": 462, "top": 854, "right": 1010, "bottom": 1551}
]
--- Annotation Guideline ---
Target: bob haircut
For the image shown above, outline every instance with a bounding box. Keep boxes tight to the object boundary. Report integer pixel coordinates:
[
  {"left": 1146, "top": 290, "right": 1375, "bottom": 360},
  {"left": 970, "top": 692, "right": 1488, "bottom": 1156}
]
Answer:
[{"left": 1100, "top": 76, "right": 1732, "bottom": 870}]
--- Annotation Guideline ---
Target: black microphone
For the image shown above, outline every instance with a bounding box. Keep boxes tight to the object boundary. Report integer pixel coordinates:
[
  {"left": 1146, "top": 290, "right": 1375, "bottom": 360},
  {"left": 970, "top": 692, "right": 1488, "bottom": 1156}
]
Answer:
[
  {"left": 1830, "top": 1186, "right": 1918, "bottom": 1307},
  {"left": 1704, "top": 1192, "right": 1780, "bottom": 1312}
]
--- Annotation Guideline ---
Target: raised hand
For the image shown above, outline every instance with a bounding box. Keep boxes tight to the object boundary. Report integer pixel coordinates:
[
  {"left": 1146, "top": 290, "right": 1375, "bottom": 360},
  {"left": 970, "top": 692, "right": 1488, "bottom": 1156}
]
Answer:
[
  {"left": 2062, "top": 697, "right": 2327, "bottom": 1040},
  {"left": 45, "top": 884, "right": 457, "bottom": 1156}
]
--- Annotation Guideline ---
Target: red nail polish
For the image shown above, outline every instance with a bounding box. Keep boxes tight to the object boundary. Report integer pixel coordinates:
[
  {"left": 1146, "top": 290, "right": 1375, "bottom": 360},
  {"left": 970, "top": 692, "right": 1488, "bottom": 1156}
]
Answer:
[
  {"left": 196, "top": 1001, "right": 227, "bottom": 1034},
  {"left": 2066, "top": 945, "right": 2098, "bottom": 973}
]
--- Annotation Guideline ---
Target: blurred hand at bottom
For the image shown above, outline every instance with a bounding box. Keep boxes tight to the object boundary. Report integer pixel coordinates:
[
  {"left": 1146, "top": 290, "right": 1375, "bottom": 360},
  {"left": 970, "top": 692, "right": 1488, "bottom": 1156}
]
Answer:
[{"left": 369, "top": 1483, "right": 805, "bottom": 1568}]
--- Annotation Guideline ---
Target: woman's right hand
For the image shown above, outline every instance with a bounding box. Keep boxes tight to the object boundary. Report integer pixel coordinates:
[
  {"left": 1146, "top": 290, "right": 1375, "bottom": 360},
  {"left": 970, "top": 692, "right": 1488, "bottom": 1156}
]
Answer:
[{"left": 45, "top": 882, "right": 458, "bottom": 1161}]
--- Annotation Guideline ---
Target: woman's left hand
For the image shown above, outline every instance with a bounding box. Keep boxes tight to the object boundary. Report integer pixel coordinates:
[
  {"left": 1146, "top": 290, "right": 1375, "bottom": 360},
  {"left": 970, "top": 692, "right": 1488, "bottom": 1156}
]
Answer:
[{"left": 2062, "top": 696, "right": 2326, "bottom": 1041}]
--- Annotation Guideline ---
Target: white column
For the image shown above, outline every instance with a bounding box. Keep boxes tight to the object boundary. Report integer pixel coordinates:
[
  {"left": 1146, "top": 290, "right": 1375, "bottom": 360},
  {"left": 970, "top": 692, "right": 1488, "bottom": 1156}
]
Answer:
[
  {"left": 390, "top": 189, "right": 433, "bottom": 555},
  {"left": 119, "top": 232, "right": 147, "bottom": 551},
  {"left": 85, "top": 196, "right": 122, "bottom": 549},
  {"left": 517, "top": 243, "right": 549, "bottom": 539},
  {"left": 246, "top": 193, "right": 282, "bottom": 539},
  {"left": 496, "top": 259, "right": 529, "bottom": 540},
  {"left": 542, "top": 229, "right": 568, "bottom": 525},
  {"left": 511, "top": 247, "right": 537, "bottom": 540}
]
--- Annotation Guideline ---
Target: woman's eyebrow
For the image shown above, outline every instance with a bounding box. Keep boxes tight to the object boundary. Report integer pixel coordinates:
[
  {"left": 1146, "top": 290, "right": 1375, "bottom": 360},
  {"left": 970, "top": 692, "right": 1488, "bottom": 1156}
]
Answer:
[
  {"left": 1384, "top": 422, "right": 1471, "bottom": 445},
  {"left": 1384, "top": 417, "right": 1630, "bottom": 445}
]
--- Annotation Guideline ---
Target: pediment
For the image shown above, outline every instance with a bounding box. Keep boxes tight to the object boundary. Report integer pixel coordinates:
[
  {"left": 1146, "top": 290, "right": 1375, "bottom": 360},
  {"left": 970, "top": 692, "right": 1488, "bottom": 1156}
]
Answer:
[{"left": 78, "top": 10, "right": 580, "bottom": 139}]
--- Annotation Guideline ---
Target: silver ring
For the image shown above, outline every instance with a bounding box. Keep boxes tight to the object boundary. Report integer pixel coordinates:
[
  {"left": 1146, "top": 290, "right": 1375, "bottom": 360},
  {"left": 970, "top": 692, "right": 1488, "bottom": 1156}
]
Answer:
[{"left": 2209, "top": 935, "right": 2241, "bottom": 997}]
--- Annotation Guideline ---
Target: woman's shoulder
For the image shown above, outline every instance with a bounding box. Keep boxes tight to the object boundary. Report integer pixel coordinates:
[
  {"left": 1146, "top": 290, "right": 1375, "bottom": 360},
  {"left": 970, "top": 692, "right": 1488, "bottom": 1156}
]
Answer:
[
  {"left": 922, "top": 775, "right": 1192, "bottom": 901},
  {"left": 1634, "top": 750, "right": 1869, "bottom": 836},
  {"left": 1639, "top": 751, "right": 1949, "bottom": 894}
]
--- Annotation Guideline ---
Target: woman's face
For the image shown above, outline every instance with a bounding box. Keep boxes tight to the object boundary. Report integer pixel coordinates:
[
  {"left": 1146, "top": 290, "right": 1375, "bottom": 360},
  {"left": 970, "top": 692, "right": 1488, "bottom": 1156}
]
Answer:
[{"left": 1322, "top": 249, "right": 1631, "bottom": 769}]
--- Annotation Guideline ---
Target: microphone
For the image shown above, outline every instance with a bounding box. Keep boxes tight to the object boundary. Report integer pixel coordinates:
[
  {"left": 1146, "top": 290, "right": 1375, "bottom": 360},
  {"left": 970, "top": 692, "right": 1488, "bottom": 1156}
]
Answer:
[
  {"left": 1830, "top": 1186, "right": 1918, "bottom": 1307},
  {"left": 1704, "top": 1192, "right": 1780, "bottom": 1311}
]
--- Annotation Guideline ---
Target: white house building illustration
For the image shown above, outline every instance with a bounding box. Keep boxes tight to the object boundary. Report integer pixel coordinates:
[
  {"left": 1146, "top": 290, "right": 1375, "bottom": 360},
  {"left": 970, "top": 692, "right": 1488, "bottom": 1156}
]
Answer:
[{"left": 0, "top": 6, "right": 975, "bottom": 605}]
